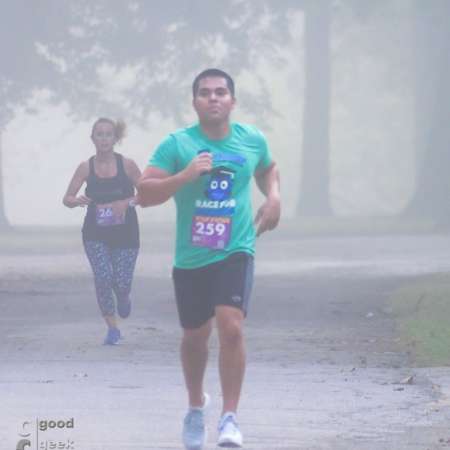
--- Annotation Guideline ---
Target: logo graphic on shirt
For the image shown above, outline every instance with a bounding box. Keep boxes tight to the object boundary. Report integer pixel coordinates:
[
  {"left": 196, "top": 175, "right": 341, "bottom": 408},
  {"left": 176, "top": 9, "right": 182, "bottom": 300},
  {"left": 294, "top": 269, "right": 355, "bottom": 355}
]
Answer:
[
  {"left": 213, "top": 151, "right": 246, "bottom": 167},
  {"left": 205, "top": 167, "right": 234, "bottom": 202},
  {"left": 191, "top": 164, "right": 238, "bottom": 249}
]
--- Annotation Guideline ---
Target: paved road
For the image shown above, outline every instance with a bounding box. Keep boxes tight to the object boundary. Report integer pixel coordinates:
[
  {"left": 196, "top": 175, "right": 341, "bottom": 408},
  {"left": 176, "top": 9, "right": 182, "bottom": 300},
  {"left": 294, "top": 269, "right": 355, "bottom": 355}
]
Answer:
[{"left": 1, "top": 229, "right": 450, "bottom": 449}]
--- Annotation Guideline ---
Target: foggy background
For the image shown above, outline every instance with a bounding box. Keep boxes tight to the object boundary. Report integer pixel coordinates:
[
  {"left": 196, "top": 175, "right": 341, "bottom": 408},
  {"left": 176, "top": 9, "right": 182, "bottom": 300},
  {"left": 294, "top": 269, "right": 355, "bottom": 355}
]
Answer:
[
  {"left": 0, "top": 0, "right": 447, "bottom": 228},
  {"left": 3, "top": 3, "right": 450, "bottom": 447}
]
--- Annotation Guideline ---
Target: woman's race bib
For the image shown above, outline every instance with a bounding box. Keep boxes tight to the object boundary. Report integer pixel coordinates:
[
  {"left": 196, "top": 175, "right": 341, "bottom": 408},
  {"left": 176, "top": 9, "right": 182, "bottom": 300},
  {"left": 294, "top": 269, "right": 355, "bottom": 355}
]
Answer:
[{"left": 96, "top": 204, "right": 125, "bottom": 227}]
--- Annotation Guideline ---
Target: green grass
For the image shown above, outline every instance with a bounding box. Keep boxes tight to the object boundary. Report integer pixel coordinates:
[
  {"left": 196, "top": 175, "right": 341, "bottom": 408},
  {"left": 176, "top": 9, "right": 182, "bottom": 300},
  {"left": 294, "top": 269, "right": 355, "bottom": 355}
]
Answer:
[{"left": 390, "top": 274, "right": 450, "bottom": 366}]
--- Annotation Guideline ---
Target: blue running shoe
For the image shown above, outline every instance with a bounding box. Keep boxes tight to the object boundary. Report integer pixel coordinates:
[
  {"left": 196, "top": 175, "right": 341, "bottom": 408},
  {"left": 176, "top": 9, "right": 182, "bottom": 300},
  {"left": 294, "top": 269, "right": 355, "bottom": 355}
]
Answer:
[
  {"left": 182, "top": 393, "right": 210, "bottom": 450},
  {"left": 103, "top": 327, "right": 121, "bottom": 345},
  {"left": 117, "top": 297, "right": 131, "bottom": 319},
  {"left": 217, "top": 412, "right": 243, "bottom": 448}
]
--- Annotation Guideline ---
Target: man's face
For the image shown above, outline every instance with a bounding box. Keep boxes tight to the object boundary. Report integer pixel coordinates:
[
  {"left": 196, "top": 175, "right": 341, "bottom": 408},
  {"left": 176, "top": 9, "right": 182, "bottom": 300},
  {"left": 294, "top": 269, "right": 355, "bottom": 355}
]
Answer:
[{"left": 193, "top": 76, "right": 235, "bottom": 125}]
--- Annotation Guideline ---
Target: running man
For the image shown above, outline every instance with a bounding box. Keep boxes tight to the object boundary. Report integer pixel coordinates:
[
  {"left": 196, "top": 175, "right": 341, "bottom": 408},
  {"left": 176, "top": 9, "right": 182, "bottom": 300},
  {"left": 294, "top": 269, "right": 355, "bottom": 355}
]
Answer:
[{"left": 137, "top": 68, "right": 280, "bottom": 449}]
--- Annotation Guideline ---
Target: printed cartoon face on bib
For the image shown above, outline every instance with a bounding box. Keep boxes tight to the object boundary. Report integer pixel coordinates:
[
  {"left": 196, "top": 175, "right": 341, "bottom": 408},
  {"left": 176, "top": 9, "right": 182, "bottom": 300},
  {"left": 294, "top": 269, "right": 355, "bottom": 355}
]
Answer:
[
  {"left": 191, "top": 167, "right": 235, "bottom": 250},
  {"left": 96, "top": 203, "right": 125, "bottom": 226}
]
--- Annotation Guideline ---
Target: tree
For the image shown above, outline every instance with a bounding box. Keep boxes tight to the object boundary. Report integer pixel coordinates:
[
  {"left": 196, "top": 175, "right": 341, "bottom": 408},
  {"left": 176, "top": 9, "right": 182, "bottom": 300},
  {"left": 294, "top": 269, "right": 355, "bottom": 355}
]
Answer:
[
  {"left": 405, "top": 0, "right": 450, "bottom": 223},
  {"left": 0, "top": 1, "right": 75, "bottom": 227},
  {"left": 7, "top": 1, "right": 414, "bottom": 224},
  {"left": 1, "top": 0, "right": 300, "bottom": 227},
  {"left": 297, "top": 0, "right": 332, "bottom": 216}
]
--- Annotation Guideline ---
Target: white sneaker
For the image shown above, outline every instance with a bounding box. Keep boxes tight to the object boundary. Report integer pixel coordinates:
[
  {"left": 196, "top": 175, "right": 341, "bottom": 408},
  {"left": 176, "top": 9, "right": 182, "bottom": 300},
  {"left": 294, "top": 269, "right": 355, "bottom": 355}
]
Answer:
[
  {"left": 182, "top": 393, "right": 210, "bottom": 450},
  {"left": 217, "top": 412, "right": 243, "bottom": 448}
]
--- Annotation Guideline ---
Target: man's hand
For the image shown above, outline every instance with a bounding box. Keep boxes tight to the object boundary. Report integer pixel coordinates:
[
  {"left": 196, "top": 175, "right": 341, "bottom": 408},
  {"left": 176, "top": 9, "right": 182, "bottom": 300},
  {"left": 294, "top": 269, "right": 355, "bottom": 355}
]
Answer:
[
  {"left": 182, "top": 152, "right": 213, "bottom": 182},
  {"left": 254, "top": 195, "right": 281, "bottom": 237}
]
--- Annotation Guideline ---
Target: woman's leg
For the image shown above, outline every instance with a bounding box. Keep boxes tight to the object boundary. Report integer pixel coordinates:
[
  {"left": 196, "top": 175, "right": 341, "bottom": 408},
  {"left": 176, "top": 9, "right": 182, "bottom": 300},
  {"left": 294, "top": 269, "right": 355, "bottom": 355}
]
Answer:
[
  {"left": 83, "top": 240, "right": 118, "bottom": 332},
  {"left": 110, "top": 247, "right": 139, "bottom": 318}
]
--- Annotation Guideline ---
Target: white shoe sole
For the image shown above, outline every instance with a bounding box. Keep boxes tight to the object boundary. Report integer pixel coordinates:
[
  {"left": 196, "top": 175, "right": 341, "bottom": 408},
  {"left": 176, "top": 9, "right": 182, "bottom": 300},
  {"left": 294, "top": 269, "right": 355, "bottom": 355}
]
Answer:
[
  {"left": 217, "top": 438, "right": 242, "bottom": 448},
  {"left": 184, "top": 429, "right": 207, "bottom": 450}
]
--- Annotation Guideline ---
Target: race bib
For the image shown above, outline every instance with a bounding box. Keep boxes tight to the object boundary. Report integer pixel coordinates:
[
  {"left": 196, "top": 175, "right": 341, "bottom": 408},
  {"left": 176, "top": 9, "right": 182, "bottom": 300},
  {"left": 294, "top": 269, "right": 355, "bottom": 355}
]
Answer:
[
  {"left": 96, "top": 204, "right": 125, "bottom": 227},
  {"left": 191, "top": 216, "right": 231, "bottom": 250}
]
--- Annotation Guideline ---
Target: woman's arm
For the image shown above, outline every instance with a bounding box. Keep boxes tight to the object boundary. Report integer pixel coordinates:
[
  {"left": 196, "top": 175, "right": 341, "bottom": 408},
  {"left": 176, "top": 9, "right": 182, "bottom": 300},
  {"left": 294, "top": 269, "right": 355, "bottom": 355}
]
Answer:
[
  {"left": 124, "top": 157, "right": 142, "bottom": 188},
  {"left": 63, "top": 162, "right": 91, "bottom": 208},
  {"left": 123, "top": 157, "right": 142, "bottom": 206}
]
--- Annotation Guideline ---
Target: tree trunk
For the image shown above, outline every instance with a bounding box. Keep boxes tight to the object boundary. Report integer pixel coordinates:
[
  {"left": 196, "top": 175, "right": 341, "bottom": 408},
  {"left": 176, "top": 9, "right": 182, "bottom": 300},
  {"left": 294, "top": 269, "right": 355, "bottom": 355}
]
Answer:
[
  {"left": 405, "top": 0, "right": 450, "bottom": 222},
  {"left": 297, "top": 0, "right": 332, "bottom": 216},
  {"left": 0, "top": 133, "right": 10, "bottom": 228}
]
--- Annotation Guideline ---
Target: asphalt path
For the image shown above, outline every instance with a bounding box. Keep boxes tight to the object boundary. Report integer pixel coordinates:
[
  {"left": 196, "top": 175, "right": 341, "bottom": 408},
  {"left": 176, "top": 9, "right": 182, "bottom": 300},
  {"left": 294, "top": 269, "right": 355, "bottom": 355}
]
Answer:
[{"left": 1, "top": 228, "right": 450, "bottom": 449}]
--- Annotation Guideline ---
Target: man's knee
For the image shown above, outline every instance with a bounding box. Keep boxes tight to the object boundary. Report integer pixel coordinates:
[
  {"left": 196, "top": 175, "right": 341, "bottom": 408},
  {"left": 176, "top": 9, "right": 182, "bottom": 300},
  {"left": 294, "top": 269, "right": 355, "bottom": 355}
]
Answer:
[
  {"left": 216, "top": 307, "right": 244, "bottom": 346},
  {"left": 219, "top": 321, "right": 244, "bottom": 346},
  {"left": 182, "top": 321, "right": 212, "bottom": 347}
]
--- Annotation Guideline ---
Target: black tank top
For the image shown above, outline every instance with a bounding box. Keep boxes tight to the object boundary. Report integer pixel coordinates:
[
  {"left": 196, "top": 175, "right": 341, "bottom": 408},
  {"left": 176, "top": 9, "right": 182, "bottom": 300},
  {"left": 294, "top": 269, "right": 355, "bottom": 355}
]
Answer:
[{"left": 82, "top": 153, "right": 139, "bottom": 248}]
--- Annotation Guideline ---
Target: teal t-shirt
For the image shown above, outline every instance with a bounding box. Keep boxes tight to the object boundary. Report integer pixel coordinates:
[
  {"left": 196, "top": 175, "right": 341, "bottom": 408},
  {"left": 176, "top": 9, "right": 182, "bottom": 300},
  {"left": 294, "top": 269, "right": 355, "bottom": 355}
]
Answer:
[{"left": 149, "top": 122, "right": 273, "bottom": 269}]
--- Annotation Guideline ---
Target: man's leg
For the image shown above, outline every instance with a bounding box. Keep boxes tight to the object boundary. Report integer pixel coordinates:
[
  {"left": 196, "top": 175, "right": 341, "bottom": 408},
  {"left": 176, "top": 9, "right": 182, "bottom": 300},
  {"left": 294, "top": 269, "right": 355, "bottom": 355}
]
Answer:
[
  {"left": 214, "top": 253, "right": 253, "bottom": 448},
  {"left": 215, "top": 305, "right": 245, "bottom": 414},
  {"left": 173, "top": 265, "right": 214, "bottom": 408},
  {"left": 180, "top": 319, "right": 213, "bottom": 450},
  {"left": 181, "top": 319, "right": 213, "bottom": 407}
]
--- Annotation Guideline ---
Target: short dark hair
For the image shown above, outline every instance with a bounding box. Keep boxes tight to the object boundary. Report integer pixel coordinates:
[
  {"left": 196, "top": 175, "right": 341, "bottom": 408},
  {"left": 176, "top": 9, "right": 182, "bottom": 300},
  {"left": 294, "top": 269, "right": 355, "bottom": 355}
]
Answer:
[{"left": 192, "top": 68, "right": 235, "bottom": 98}]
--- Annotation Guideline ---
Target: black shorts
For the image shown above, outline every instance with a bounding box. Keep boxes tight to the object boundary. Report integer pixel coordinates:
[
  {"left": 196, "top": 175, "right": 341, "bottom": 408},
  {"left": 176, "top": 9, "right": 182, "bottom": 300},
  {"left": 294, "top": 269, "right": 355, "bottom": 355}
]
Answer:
[{"left": 172, "top": 252, "right": 254, "bottom": 329}]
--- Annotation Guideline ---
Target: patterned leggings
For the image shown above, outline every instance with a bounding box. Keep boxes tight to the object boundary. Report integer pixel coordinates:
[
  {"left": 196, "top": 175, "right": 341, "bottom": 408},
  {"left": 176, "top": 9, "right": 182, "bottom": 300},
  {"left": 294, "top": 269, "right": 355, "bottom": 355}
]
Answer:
[{"left": 83, "top": 240, "right": 139, "bottom": 316}]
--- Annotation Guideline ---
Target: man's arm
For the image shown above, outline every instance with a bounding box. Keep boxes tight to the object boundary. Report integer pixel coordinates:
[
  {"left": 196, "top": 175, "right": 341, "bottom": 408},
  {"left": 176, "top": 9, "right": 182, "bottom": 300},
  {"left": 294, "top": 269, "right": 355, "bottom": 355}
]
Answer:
[
  {"left": 137, "top": 166, "right": 187, "bottom": 207},
  {"left": 254, "top": 162, "right": 281, "bottom": 236},
  {"left": 137, "top": 152, "right": 213, "bottom": 207}
]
